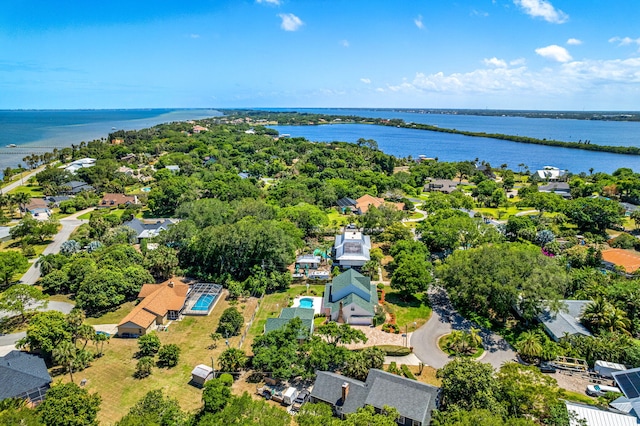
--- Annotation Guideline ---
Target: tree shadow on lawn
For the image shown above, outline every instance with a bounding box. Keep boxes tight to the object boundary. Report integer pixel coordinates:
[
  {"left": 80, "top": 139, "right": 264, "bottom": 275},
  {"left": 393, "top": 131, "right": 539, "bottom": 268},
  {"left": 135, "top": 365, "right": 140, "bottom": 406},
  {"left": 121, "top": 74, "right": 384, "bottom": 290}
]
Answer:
[{"left": 384, "top": 291, "right": 430, "bottom": 309}]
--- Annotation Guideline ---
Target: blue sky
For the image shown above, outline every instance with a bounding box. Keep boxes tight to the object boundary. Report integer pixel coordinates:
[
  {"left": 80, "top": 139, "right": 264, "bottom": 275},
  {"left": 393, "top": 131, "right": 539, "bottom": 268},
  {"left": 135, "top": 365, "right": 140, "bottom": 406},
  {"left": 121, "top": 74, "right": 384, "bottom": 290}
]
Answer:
[{"left": 1, "top": 0, "right": 639, "bottom": 110}]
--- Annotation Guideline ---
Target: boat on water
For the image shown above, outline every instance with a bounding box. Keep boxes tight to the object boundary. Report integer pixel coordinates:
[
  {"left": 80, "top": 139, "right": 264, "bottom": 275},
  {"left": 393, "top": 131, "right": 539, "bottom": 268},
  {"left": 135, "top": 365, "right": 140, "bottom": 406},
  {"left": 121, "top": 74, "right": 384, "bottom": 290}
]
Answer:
[{"left": 6, "top": 144, "right": 17, "bottom": 148}]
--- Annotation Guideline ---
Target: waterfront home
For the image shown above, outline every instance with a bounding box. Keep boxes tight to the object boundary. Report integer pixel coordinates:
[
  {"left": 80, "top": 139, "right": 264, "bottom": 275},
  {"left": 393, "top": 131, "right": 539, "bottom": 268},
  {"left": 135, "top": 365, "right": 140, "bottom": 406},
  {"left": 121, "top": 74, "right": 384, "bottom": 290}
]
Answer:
[
  {"left": 424, "top": 178, "right": 458, "bottom": 194},
  {"left": 63, "top": 158, "right": 96, "bottom": 174},
  {"left": 322, "top": 269, "right": 377, "bottom": 325},
  {"left": 310, "top": 369, "right": 440, "bottom": 426},
  {"left": 536, "top": 166, "right": 567, "bottom": 181},
  {"left": 538, "top": 182, "right": 572, "bottom": 198}
]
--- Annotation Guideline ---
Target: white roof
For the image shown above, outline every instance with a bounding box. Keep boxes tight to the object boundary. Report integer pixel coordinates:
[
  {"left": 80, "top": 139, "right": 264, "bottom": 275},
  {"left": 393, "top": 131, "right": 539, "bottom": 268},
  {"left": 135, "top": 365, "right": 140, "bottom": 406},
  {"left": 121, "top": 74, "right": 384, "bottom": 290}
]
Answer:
[
  {"left": 597, "top": 360, "right": 627, "bottom": 370},
  {"left": 191, "top": 364, "right": 213, "bottom": 378},
  {"left": 566, "top": 402, "right": 639, "bottom": 426}
]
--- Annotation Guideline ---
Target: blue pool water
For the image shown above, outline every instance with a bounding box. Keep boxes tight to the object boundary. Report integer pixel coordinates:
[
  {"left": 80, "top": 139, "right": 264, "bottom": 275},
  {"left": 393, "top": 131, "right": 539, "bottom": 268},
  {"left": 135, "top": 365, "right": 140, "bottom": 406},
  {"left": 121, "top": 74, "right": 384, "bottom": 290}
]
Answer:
[
  {"left": 141, "top": 187, "right": 151, "bottom": 192},
  {"left": 299, "top": 298, "right": 314, "bottom": 309},
  {"left": 192, "top": 294, "right": 215, "bottom": 311}
]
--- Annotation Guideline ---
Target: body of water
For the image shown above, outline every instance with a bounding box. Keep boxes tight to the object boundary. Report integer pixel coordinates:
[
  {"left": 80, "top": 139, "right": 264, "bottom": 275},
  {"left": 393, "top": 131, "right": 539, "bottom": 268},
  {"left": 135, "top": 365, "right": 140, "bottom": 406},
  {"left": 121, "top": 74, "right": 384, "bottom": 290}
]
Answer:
[
  {"left": 268, "top": 109, "right": 640, "bottom": 174},
  {"left": 0, "top": 109, "right": 220, "bottom": 171}
]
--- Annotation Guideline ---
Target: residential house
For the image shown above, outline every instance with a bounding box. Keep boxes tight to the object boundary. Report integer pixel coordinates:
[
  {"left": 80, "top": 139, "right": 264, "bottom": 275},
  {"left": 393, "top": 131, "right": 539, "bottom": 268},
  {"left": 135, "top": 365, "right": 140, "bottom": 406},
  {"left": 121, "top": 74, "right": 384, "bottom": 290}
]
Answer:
[
  {"left": 539, "top": 182, "right": 572, "bottom": 199},
  {"left": 117, "top": 279, "right": 189, "bottom": 337},
  {"left": 192, "top": 125, "right": 208, "bottom": 133},
  {"left": 620, "top": 202, "right": 639, "bottom": 217},
  {"left": 264, "top": 307, "right": 315, "bottom": 340},
  {"left": 23, "top": 199, "right": 51, "bottom": 220},
  {"left": 191, "top": 364, "right": 214, "bottom": 387},
  {"left": 336, "top": 197, "right": 358, "bottom": 213},
  {"left": 536, "top": 166, "right": 567, "bottom": 181},
  {"left": 61, "top": 180, "right": 95, "bottom": 195},
  {"left": 63, "top": 158, "right": 96, "bottom": 174},
  {"left": 165, "top": 165, "right": 180, "bottom": 173},
  {"left": 119, "top": 153, "right": 137, "bottom": 163},
  {"left": 310, "top": 369, "right": 440, "bottom": 426},
  {"left": 424, "top": 179, "right": 458, "bottom": 194},
  {"left": 0, "top": 350, "right": 52, "bottom": 404},
  {"left": 45, "top": 195, "right": 71, "bottom": 207},
  {"left": 322, "top": 269, "right": 377, "bottom": 325},
  {"left": 296, "top": 254, "right": 322, "bottom": 271},
  {"left": 123, "top": 217, "right": 178, "bottom": 243},
  {"left": 536, "top": 300, "right": 593, "bottom": 342},
  {"left": 601, "top": 249, "right": 640, "bottom": 274},
  {"left": 564, "top": 401, "right": 639, "bottom": 426},
  {"left": 111, "top": 138, "right": 124, "bottom": 145},
  {"left": 354, "top": 194, "right": 404, "bottom": 215},
  {"left": 97, "top": 193, "right": 139, "bottom": 209},
  {"left": 333, "top": 229, "right": 371, "bottom": 269}
]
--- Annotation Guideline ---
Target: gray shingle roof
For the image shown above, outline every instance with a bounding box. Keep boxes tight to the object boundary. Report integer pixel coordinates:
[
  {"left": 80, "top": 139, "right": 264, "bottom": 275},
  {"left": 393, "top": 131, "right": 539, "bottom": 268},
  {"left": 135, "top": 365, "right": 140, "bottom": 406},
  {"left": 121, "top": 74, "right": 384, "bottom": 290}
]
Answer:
[
  {"left": 311, "top": 369, "right": 440, "bottom": 424},
  {"left": 537, "top": 300, "right": 593, "bottom": 341},
  {"left": 0, "top": 351, "right": 51, "bottom": 401},
  {"left": 264, "top": 307, "right": 315, "bottom": 337}
]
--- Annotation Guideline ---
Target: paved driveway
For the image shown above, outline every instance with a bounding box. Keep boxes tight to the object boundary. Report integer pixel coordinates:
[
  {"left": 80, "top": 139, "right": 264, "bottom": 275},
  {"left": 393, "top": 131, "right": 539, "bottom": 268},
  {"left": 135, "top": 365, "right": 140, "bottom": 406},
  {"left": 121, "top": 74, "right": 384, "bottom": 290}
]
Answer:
[
  {"left": 21, "top": 209, "right": 91, "bottom": 284},
  {"left": 410, "top": 286, "right": 516, "bottom": 369}
]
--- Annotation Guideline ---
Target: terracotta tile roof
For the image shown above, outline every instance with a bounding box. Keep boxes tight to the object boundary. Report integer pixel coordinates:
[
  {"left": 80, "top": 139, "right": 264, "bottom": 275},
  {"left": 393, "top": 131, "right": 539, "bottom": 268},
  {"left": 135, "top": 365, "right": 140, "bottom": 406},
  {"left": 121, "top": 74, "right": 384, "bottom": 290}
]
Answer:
[
  {"left": 118, "top": 279, "right": 189, "bottom": 328},
  {"left": 355, "top": 194, "right": 404, "bottom": 214},
  {"left": 99, "top": 193, "right": 138, "bottom": 207},
  {"left": 602, "top": 249, "right": 640, "bottom": 273}
]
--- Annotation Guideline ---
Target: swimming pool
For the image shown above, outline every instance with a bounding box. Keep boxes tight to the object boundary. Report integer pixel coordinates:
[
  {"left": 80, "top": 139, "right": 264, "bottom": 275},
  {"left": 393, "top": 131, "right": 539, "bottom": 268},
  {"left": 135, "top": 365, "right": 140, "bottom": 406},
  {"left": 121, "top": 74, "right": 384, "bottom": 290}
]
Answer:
[
  {"left": 298, "top": 298, "right": 314, "bottom": 309},
  {"left": 192, "top": 294, "right": 216, "bottom": 311},
  {"left": 141, "top": 187, "right": 151, "bottom": 192}
]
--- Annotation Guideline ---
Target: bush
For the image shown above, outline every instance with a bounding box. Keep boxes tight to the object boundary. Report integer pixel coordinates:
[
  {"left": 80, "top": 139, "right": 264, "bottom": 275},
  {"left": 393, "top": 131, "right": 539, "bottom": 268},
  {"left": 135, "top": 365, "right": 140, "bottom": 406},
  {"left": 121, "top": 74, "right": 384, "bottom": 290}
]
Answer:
[
  {"left": 218, "top": 373, "right": 234, "bottom": 386},
  {"left": 158, "top": 344, "right": 180, "bottom": 368},
  {"left": 382, "top": 323, "right": 400, "bottom": 334},
  {"left": 387, "top": 362, "right": 400, "bottom": 375},
  {"left": 135, "top": 356, "right": 154, "bottom": 378},
  {"left": 138, "top": 333, "right": 161, "bottom": 357},
  {"left": 401, "top": 364, "right": 416, "bottom": 380},
  {"left": 216, "top": 307, "right": 244, "bottom": 337}
]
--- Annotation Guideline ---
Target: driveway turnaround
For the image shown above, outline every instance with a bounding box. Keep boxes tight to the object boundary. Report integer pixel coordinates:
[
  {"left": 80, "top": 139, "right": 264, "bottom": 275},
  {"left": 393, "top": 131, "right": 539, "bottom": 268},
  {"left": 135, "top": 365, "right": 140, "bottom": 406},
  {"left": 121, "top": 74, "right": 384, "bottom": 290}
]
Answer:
[{"left": 410, "top": 286, "right": 516, "bottom": 369}]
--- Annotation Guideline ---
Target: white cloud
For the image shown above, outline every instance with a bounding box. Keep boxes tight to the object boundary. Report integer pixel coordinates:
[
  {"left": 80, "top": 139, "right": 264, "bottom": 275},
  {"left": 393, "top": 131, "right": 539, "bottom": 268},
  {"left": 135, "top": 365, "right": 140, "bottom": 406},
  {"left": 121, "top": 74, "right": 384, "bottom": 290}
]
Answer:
[
  {"left": 414, "top": 15, "right": 424, "bottom": 29},
  {"left": 609, "top": 36, "right": 640, "bottom": 49},
  {"left": 514, "top": 0, "right": 568, "bottom": 24},
  {"left": 510, "top": 58, "right": 527, "bottom": 66},
  {"left": 257, "top": 0, "right": 281, "bottom": 5},
  {"left": 340, "top": 40, "right": 349, "bottom": 48},
  {"left": 535, "top": 45, "right": 572, "bottom": 62},
  {"left": 278, "top": 13, "right": 303, "bottom": 31},
  {"left": 483, "top": 57, "right": 508, "bottom": 68},
  {"left": 360, "top": 78, "right": 371, "bottom": 84},
  {"left": 375, "top": 88, "right": 385, "bottom": 92},
  {"left": 471, "top": 9, "right": 489, "bottom": 17},
  {"left": 567, "top": 38, "right": 582, "bottom": 45}
]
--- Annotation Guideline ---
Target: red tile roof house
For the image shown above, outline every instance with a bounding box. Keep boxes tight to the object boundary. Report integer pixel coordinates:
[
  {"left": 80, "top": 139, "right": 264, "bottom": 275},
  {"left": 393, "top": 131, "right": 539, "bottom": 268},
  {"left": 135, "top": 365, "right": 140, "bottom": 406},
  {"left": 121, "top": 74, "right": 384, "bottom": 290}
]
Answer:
[
  {"left": 117, "top": 279, "right": 189, "bottom": 337},
  {"left": 97, "top": 193, "right": 139, "bottom": 209}
]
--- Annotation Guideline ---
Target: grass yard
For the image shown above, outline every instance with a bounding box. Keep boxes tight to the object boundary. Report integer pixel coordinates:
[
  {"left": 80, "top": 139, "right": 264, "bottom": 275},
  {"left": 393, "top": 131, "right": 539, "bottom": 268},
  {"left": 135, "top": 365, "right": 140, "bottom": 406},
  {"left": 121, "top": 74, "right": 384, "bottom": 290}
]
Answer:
[
  {"left": 84, "top": 301, "right": 136, "bottom": 325},
  {"left": 8, "top": 184, "right": 45, "bottom": 198},
  {"left": 54, "top": 292, "right": 260, "bottom": 425},
  {"left": 246, "top": 284, "right": 325, "bottom": 350},
  {"left": 382, "top": 363, "right": 441, "bottom": 387},
  {"left": 326, "top": 209, "right": 350, "bottom": 228},
  {"left": 474, "top": 205, "right": 531, "bottom": 219},
  {"left": 383, "top": 288, "right": 432, "bottom": 328},
  {"left": 437, "top": 333, "right": 485, "bottom": 359}
]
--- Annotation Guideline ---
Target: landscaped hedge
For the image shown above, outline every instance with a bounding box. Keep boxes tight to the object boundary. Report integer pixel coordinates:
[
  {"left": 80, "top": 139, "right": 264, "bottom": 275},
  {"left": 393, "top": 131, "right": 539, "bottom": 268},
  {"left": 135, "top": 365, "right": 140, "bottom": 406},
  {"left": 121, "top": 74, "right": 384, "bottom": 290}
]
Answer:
[
  {"left": 401, "top": 364, "right": 416, "bottom": 380},
  {"left": 355, "top": 345, "right": 411, "bottom": 357}
]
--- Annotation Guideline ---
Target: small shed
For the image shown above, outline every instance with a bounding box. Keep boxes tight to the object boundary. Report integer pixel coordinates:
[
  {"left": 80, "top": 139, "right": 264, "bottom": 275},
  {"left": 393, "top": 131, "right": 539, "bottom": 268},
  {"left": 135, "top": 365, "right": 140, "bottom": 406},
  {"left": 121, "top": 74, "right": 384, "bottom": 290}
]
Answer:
[{"left": 191, "top": 364, "right": 213, "bottom": 387}]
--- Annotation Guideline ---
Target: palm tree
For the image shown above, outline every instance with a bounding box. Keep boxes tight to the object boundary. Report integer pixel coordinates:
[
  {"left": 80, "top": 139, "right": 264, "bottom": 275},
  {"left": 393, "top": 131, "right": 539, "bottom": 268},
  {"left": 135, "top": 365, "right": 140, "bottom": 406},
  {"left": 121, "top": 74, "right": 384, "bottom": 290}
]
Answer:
[
  {"left": 135, "top": 356, "right": 154, "bottom": 379},
  {"left": 12, "top": 192, "right": 31, "bottom": 218},
  {"left": 53, "top": 341, "right": 77, "bottom": 383},
  {"left": 468, "top": 327, "right": 482, "bottom": 350},
  {"left": 94, "top": 332, "right": 110, "bottom": 357},
  {"left": 603, "top": 306, "right": 632, "bottom": 335},
  {"left": 35, "top": 254, "right": 56, "bottom": 276},
  {"left": 582, "top": 298, "right": 609, "bottom": 332},
  {"left": 516, "top": 331, "right": 543, "bottom": 362},
  {"left": 209, "top": 332, "right": 222, "bottom": 349},
  {"left": 218, "top": 348, "right": 248, "bottom": 373}
]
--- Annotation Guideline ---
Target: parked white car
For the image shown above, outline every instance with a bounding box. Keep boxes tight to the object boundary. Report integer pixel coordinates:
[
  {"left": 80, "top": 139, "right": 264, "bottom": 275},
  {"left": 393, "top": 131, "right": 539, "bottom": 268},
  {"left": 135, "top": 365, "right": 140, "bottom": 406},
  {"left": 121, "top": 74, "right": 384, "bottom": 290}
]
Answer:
[{"left": 586, "top": 384, "right": 621, "bottom": 397}]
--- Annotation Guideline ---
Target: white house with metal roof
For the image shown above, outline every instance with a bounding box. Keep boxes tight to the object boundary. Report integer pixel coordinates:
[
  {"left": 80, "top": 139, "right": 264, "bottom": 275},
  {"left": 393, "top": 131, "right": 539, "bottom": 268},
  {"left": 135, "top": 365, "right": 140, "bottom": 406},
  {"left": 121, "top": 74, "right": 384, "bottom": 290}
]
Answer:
[{"left": 333, "top": 230, "right": 371, "bottom": 268}]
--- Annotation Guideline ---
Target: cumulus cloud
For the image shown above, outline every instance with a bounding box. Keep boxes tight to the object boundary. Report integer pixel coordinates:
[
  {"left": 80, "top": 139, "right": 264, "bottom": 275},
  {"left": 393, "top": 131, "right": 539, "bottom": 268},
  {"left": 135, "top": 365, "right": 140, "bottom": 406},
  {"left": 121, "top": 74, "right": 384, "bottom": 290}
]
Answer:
[
  {"left": 360, "top": 78, "right": 371, "bottom": 84},
  {"left": 414, "top": 15, "right": 424, "bottom": 29},
  {"left": 510, "top": 58, "right": 527, "bottom": 66},
  {"left": 484, "top": 57, "right": 508, "bottom": 68},
  {"left": 279, "top": 13, "right": 303, "bottom": 31},
  {"left": 340, "top": 40, "right": 349, "bottom": 48},
  {"left": 609, "top": 36, "right": 640, "bottom": 49},
  {"left": 567, "top": 38, "right": 582, "bottom": 45},
  {"left": 257, "top": 0, "right": 280, "bottom": 5},
  {"left": 535, "top": 45, "right": 572, "bottom": 62},
  {"left": 514, "top": 0, "right": 568, "bottom": 24}
]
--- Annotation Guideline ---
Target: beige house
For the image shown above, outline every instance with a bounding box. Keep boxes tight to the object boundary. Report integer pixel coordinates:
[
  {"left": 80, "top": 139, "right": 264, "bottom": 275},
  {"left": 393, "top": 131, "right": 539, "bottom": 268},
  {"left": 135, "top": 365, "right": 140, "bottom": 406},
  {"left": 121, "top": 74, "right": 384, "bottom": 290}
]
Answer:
[{"left": 117, "top": 279, "right": 189, "bottom": 337}]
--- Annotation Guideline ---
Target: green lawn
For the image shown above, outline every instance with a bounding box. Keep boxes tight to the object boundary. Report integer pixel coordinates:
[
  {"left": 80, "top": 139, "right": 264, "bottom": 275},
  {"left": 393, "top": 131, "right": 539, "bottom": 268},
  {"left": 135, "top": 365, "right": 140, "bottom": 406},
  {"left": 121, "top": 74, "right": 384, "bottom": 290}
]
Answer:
[
  {"left": 78, "top": 208, "right": 129, "bottom": 220},
  {"left": 437, "top": 333, "right": 485, "bottom": 359},
  {"left": 247, "top": 284, "right": 325, "bottom": 348},
  {"left": 326, "top": 209, "right": 350, "bottom": 228},
  {"left": 384, "top": 288, "right": 432, "bottom": 329},
  {"left": 84, "top": 301, "right": 137, "bottom": 325},
  {"left": 474, "top": 205, "right": 532, "bottom": 219},
  {"left": 8, "top": 184, "right": 45, "bottom": 198}
]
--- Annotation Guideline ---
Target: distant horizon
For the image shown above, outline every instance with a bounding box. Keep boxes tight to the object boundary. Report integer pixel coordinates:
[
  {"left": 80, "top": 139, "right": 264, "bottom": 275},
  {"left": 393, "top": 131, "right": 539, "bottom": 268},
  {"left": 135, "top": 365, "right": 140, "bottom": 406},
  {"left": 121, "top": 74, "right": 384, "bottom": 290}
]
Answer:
[{"left": 2, "top": 107, "right": 640, "bottom": 114}]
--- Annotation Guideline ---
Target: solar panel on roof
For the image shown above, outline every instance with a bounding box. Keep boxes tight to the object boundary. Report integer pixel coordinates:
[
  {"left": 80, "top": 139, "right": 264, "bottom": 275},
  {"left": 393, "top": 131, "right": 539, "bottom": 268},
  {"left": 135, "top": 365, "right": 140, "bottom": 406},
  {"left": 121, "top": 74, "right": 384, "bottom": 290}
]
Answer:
[{"left": 613, "top": 370, "right": 640, "bottom": 399}]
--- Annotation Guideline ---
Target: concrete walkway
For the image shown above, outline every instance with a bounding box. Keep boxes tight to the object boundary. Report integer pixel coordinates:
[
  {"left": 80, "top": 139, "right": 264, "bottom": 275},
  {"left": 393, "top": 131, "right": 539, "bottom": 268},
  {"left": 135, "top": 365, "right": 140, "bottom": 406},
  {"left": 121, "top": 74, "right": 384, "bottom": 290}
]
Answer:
[
  {"left": 385, "top": 353, "right": 422, "bottom": 366},
  {"left": 410, "top": 286, "right": 516, "bottom": 369},
  {"left": 20, "top": 208, "right": 92, "bottom": 284}
]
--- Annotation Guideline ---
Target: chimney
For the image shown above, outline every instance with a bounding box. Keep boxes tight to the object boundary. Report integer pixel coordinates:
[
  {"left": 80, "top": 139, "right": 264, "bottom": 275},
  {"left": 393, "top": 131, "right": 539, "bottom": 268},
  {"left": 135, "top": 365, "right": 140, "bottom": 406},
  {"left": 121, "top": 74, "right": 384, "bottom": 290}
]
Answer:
[
  {"left": 168, "top": 281, "right": 174, "bottom": 288},
  {"left": 341, "top": 382, "right": 349, "bottom": 402}
]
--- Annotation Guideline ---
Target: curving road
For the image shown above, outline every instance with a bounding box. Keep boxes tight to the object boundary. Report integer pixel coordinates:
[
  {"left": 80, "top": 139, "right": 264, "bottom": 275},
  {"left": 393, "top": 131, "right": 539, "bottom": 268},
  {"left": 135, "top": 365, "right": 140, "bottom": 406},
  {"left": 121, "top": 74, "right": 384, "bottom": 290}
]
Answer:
[
  {"left": 410, "top": 286, "right": 516, "bottom": 369},
  {"left": 20, "top": 208, "right": 91, "bottom": 284}
]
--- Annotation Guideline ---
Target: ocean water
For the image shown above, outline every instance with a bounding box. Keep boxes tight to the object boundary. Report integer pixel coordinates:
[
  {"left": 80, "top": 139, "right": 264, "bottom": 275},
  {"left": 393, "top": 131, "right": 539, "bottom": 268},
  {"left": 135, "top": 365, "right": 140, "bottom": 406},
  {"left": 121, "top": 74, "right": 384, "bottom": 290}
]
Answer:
[
  {"left": 0, "top": 109, "right": 220, "bottom": 171},
  {"left": 268, "top": 109, "right": 640, "bottom": 174}
]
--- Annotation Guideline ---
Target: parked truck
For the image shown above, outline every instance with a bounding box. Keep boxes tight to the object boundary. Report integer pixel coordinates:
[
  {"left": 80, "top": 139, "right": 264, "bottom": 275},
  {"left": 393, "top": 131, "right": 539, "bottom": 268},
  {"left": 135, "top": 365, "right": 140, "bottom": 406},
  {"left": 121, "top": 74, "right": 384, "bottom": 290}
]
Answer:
[
  {"left": 282, "top": 387, "right": 299, "bottom": 406},
  {"left": 595, "top": 360, "right": 627, "bottom": 378}
]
